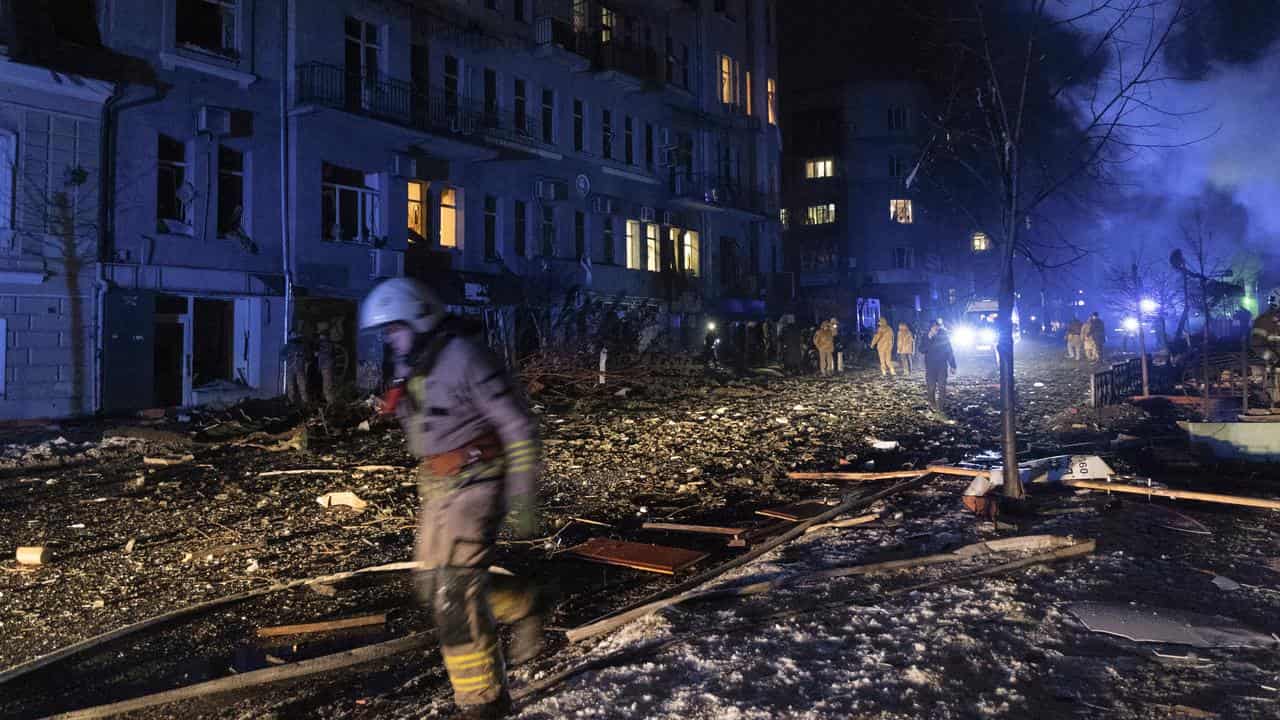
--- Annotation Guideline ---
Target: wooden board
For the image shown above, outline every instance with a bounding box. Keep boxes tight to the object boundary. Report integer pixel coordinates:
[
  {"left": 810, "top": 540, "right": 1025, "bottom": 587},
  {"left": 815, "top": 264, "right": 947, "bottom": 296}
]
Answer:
[
  {"left": 641, "top": 522, "right": 745, "bottom": 537},
  {"left": 564, "top": 538, "right": 708, "bottom": 575},
  {"left": 755, "top": 500, "right": 835, "bottom": 522},
  {"left": 787, "top": 469, "right": 925, "bottom": 481},
  {"left": 257, "top": 613, "right": 386, "bottom": 638}
]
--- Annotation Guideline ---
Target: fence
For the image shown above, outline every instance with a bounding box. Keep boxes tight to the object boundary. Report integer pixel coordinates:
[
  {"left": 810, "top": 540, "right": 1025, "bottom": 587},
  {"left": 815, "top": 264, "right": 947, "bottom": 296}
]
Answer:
[{"left": 1089, "top": 357, "right": 1177, "bottom": 408}]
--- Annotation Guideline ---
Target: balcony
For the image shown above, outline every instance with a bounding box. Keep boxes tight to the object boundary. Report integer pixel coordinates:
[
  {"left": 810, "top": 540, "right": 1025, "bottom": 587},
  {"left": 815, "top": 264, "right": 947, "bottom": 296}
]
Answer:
[
  {"left": 296, "top": 62, "right": 547, "bottom": 153},
  {"left": 670, "top": 173, "right": 778, "bottom": 217},
  {"left": 533, "top": 7, "right": 661, "bottom": 87}
]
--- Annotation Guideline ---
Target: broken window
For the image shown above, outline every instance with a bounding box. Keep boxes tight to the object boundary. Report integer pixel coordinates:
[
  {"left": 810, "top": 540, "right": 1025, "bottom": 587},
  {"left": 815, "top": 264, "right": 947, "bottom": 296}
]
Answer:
[
  {"left": 514, "top": 78, "right": 528, "bottom": 135},
  {"left": 216, "top": 145, "right": 244, "bottom": 237},
  {"left": 407, "top": 181, "right": 426, "bottom": 243},
  {"left": 889, "top": 198, "right": 913, "bottom": 224},
  {"left": 573, "top": 98, "right": 585, "bottom": 152},
  {"left": 157, "top": 134, "right": 189, "bottom": 228},
  {"left": 321, "top": 162, "right": 381, "bottom": 243},
  {"left": 193, "top": 298, "right": 234, "bottom": 387},
  {"left": 439, "top": 186, "right": 458, "bottom": 248},
  {"left": 177, "top": 0, "right": 238, "bottom": 57}
]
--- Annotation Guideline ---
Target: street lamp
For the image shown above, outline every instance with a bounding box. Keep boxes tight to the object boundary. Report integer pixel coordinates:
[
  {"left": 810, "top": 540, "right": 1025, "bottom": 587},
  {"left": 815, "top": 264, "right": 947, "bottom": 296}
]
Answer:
[
  {"left": 1139, "top": 298, "right": 1159, "bottom": 314},
  {"left": 1123, "top": 317, "right": 1140, "bottom": 332}
]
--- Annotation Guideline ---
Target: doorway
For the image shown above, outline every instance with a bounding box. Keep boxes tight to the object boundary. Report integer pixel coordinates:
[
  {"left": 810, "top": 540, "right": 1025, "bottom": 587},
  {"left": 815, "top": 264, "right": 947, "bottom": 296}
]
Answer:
[
  {"left": 193, "top": 298, "right": 235, "bottom": 387},
  {"left": 153, "top": 318, "right": 186, "bottom": 408}
]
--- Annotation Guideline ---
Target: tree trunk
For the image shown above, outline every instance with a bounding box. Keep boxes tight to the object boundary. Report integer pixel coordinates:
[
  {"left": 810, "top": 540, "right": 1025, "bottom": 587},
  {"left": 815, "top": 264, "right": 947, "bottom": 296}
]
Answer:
[
  {"left": 1201, "top": 277, "right": 1211, "bottom": 420},
  {"left": 999, "top": 227, "right": 1023, "bottom": 500}
]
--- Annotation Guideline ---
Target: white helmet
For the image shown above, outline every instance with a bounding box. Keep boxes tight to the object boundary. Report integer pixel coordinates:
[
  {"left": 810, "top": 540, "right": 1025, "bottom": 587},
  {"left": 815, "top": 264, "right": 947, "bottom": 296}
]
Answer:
[{"left": 359, "top": 278, "right": 445, "bottom": 334}]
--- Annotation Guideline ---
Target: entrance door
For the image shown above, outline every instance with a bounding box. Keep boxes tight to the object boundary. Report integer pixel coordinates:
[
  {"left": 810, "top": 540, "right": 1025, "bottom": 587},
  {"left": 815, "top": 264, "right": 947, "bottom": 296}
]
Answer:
[
  {"left": 103, "top": 290, "right": 156, "bottom": 412},
  {"left": 153, "top": 319, "right": 185, "bottom": 408}
]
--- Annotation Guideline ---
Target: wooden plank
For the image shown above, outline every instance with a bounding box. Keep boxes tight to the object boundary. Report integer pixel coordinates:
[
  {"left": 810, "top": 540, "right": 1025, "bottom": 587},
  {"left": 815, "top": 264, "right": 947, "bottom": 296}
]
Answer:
[
  {"left": 925, "top": 465, "right": 991, "bottom": 478},
  {"left": 565, "top": 474, "right": 931, "bottom": 643},
  {"left": 787, "top": 469, "right": 924, "bottom": 481},
  {"left": 564, "top": 538, "right": 708, "bottom": 575},
  {"left": 641, "top": 522, "right": 745, "bottom": 537},
  {"left": 257, "top": 613, "right": 386, "bottom": 638},
  {"left": 1064, "top": 479, "right": 1280, "bottom": 510},
  {"left": 755, "top": 500, "right": 835, "bottom": 521},
  {"left": 47, "top": 632, "right": 432, "bottom": 720},
  {"left": 805, "top": 514, "right": 879, "bottom": 534}
]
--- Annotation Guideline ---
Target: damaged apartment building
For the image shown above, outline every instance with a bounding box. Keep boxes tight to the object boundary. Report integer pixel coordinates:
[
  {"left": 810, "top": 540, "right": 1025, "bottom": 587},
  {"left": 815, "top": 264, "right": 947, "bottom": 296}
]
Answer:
[{"left": 0, "top": 0, "right": 783, "bottom": 419}]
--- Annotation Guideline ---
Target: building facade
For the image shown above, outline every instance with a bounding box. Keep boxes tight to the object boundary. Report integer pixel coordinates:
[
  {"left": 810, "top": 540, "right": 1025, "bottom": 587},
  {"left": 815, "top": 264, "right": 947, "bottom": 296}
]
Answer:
[
  {"left": 782, "top": 82, "right": 987, "bottom": 336},
  {"left": 1, "top": 0, "right": 783, "bottom": 419}
]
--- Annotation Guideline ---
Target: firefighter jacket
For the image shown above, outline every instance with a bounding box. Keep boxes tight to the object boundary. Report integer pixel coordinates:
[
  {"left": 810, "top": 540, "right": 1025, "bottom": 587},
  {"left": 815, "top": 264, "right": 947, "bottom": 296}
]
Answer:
[
  {"left": 396, "top": 322, "right": 540, "bottom": 509},
  {"left": 871, "top": 320, "right": 895, "bottom": 353},
  {"left": 1066, "top": 320, "right": 1083, "bottom": 338},
  {"left": 813, "top": 322, "right": 836, "bottom": 353},
  {"left": 1253, "top": 310, "right": 1280, "bottom": 362},
  {"left": 896, "top": 324, "right": 916, "bottom": 355},
  {"left": 1084, "top": 317, "right": 1105, "bottom": 344}
]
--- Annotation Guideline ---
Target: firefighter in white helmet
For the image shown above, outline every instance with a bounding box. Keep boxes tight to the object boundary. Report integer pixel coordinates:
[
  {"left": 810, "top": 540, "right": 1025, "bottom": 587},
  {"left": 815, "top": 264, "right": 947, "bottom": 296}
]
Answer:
[{"left": 360, "top": 278, "right": 545, "bottom": 718}]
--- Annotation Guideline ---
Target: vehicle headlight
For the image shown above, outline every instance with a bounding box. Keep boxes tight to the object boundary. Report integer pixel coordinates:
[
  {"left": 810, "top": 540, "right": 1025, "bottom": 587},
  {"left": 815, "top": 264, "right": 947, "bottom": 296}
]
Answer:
[
  {"left": 953, "top": 325, "right": 976, "bottom": 348},
  {"left": 979, "top": 327, "right": 997, "bottom": 345}
]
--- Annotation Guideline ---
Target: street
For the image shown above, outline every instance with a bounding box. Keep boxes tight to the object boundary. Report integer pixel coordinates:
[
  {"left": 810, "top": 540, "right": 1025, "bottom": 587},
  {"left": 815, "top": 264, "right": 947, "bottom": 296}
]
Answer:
[{"left": 2, "top": 342, "right": 1278, "bottom": 718}]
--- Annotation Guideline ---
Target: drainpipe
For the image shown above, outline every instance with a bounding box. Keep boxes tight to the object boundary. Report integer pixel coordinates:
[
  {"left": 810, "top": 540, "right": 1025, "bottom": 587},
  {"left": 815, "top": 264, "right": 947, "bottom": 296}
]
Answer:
[
  {"left": 96, "top": 82, "right": 168, "bottom": 414},
  {"left": 280, "top": 0, "right": 295, "bottom": 393}
]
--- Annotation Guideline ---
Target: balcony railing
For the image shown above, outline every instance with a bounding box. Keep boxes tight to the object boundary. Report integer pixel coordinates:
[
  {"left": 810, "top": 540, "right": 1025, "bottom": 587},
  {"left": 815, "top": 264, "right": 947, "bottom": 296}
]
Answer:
[
  {"left": 296, "top": 62, "right": 545, "bottom": 148},
  {"left": 670, "top": 172, "right": 777, "bottom": 215},
  {"left": 533, "top": 13, "right": 661, "bottom": 84}
]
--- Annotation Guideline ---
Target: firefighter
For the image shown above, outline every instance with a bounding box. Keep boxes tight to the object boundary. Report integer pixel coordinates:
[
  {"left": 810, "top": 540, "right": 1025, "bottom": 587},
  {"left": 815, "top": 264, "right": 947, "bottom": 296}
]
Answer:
[
  {"left": 871, "top": 317, "right": 896, "bottom": 376},
  {"left": 923, "top": 319, "right": 958, "bottom": 416},
  {"left": 1083, "top": 312, "right": 1106, "bottom": 362},
  {"left": 703, "top": 321, "right": 720, "bottom": 368},
  {"left": 1065, "top": 317, "right": 1084, "bottom": 361},
  {"left": 281, "top": 330, "right": 311, "bottom": 406},
  {"left": 896, "top": 321, "right": 916, "bottom": 373},
  {"left": 1252, "top": 288, "right": 1280, "bottom": 407},
  {"left": 814, "top": 319, "right": 836, "bottom": 376},
  {"left": 360, "top": 278, "right": 546, "bottom": 718},
  {"left": 314, "top": 322, "right": 338, "bottom": 404}
]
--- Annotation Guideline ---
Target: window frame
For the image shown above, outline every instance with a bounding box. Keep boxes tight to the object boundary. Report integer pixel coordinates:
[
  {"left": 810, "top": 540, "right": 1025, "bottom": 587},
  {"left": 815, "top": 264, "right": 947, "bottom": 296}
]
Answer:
[
  {"left": 804, "top": 158, "right": 834, "bottom": 179},
  {"left": 804, "top": 203, "right": 836, "bottom": 226},
  {"left": 540, "top": 206, "right": 556, "bottom": 257},
  {"left": 321, "top": 162, "right": 382, "bottom": 244},
  {"left": 573, "top": 98, "right": 586, "bottom": 153},
  {"left": 624, "top": 116, "right": 635, "bottom": 165},
  {"left": 439, "top": 185, "right": 459, "bottom": 248},
  {"left": 893, "top": 247, "right": 915, "bottom": 269},
  {"left": 971, "top": 231, "right": 991, "bottom": 252},
  {"left": 216, "top": 144, "right": 246, "bottom": 238},
  {"left": 889, "top": 198, "right": 913, "bottom": 224},
  {"left": 767, "top": 78, "right": 778, "bottom": 125},
  {"left": 483, "top": 194, "right": 499, "bottom": 260},
  {"left": 157, "top": 134, "right": 191, "bottom": 230},
  {"left": 407, "top": 180, "right": 427, "bottom": 243},
  {"left": 625, "top": 219, "right": 642, "bottom": 269},
  {"left": 176, "top": 0, "right": 241, "bottom": 59},
  {"left": 601, "top": 216, "right": 615, "bottom": 264},
  {"left": 645, "top": 223, "right": 659, "bottom": 272}
]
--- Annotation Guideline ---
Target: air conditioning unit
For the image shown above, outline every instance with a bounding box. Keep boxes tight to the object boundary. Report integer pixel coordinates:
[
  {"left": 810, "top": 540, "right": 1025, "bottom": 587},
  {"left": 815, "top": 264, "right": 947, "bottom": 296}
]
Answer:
[
  {"left": 369, "top": 249, "right": 404, "bottom": 279},
  {"left": 591, "top": 196, "right": 616, "bottom": 214},
  {"left": 639, "top": 206, "right": 656, "bottom": 223},
  {"left": 391, "top": 153, "right": 417, "bottom": 178},
  {"left": 535, "top": 179, "right": 567, "bottom": 202},
  {"left": 198, "top": 106, "right": 232, "bottom": 136}
]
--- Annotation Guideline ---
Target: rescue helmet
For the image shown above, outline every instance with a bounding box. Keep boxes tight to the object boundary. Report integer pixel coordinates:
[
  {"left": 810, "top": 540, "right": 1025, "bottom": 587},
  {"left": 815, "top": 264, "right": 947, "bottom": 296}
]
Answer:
[{"left": 360, "top": 278, "right": 445, "bottom": 335}]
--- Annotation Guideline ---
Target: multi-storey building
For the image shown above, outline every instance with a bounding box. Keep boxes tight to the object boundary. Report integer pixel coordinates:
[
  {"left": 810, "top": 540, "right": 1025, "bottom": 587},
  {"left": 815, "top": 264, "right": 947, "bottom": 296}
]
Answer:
[
  {"left": 1, "top": 0, "right": 782, "bottom": 418},
  {"left": 782, "top": 81, "right": 984, "bottom": 335}
]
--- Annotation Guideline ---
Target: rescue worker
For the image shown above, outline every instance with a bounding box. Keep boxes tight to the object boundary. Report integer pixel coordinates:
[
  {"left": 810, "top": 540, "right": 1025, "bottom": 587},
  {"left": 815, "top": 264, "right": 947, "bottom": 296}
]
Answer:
[
  {"left": 703, "top": 322, "right": 720, "bottom": 368},
  {"left": 871, "top": 317, "right": 896, "bottom": 376},
  {"left": 923, "top": 319, "right": 957, "bottom": 416},
  {"left": 314, "top": 322, "right": 338, "bottom": 404},
  {"left": 813, "top": 319, "right": 836, "bottom": 376},
  {"left": 1252, "top": 288, "right": 1280, "bottom": 407},
  {"left": 1065, "top": 317, "right": 1084, "bottom": 361},
  {"left": 360, "top": 278, "right": 546, "bottom": 718},
  {"left": 896, "top": 321, "right": 916, "bottom": 373},
  {"left": 281, "top": 330, "right": 311, "bottom": 406},
  {"left": 1083, "top": 312, "right": 1106, "bottom": 363}
]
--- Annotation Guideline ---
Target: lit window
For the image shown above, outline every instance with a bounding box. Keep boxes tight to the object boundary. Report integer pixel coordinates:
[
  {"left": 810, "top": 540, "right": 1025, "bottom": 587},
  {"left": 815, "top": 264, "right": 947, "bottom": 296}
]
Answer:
[
  {"left": 407, "top": 181, "right": 426, "bottom": 242},
  {"left": 178, "top": 0, "right": 239, "bottom": 57},
  {"left": 745, "top": 70, "right": 753, "bottom": 116},
  {"left": 767, "top": 78, "right": 777, "bottom": 125},
  {"left": 805, "top": 158, "right": 834, "bottom": 179},
  {"left": 216, "top": 145, "right": 245, "bottom": 237},
  {"left": 626, "top": 219, "right": 642, "bottom": 269},
  {"left": 439, "top": 187, "right": 458, "bottom": 247},
  {"left": 971, "top": 232, "right": 991, "bottom": 252},
  {"left": 805, "top": 203, "right": 836, "bottom": 225},
  {"left": 720, "top": 55, "right": 733, "bottom": 105},
  {"left": 600, "top": 6, "right": 614, "bottom": 44},
  {"left": 948, "top": 288, "right": 958, "bottom": 304},
  {"left": 779, "top": 208, "right": 789, "bottom": 229},
  {"left": 683, "top": 230, "right": 701, "bottom": 276},
  {"left": 645, "top": 223, "right": 660, "bottom": 272},
  {"left": 889, "top": 199, "right": 913, "bottom": 224}
]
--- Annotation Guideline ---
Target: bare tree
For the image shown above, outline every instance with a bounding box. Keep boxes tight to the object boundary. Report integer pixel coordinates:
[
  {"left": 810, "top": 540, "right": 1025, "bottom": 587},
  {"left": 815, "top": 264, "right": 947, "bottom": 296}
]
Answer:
[
  {"left": 923, "top": 0, "right": 1190, "bottom": 499},
  {"left": 1172, "top": 209, "right": 1236, "bottom": 418}
]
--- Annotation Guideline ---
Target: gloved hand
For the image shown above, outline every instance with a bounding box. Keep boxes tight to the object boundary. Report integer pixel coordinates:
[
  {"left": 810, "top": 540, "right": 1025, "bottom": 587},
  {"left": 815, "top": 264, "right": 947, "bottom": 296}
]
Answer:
[{"left": 508, "top": 494, "right": 539, "bottom": 540}]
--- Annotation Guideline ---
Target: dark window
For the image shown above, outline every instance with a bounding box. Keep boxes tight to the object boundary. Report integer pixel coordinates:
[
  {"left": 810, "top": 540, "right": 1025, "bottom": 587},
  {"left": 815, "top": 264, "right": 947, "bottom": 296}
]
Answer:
[
  {"left": 573, "top": 99, "right": 585, "bottom": 152},
  {"left": 216, "top": 145, "right": 244, "bottom": 236},
  {"left": 574, "top": 211, "right": 586, "bottom": 259},
  {"left": 485, "top": 0, "right": 498, "bottom": 10},
  {"left": 177, "top": 0, "right": 238, "bottom": 57},
  {"left": 665, "top": 37, "right": 674, "bottom": 84},
  {"left": 681, "top": 44, "right": 690, "bottom": 88},
  {"left": 514, "top": 78, "right": 528, "bottom": 134},
  {"left": 444, "top": 56, "right": 460, "bottom": 115},
  {"left": 484, "top": 195, "right": 498, "bottom": 259},
  {"left": 624, "top": 116, "right": 635, "bottom": 165},
  {"left": 765, "top": 1, "right": 774, "bottom": 44},
  {"left": 602, "top": 218, "right": 615, "bottom": 264},
  {"left": 541, "top": 207, "right": 555, "bottom": 256},
  {"left": 541, "top": 89, "right": 555, "bottom": 144},
  {"left": 515, "top": 0, "right": 527, "bottom": 22},
  {"left": 645, "top": 123, "right": 655, "bottom": 168},
  {"left": 157, "top": 135, "right": 187, "bottom": 224},
  {"left": 411, "top": 44, "right": 429, "bottom": 124},
  {"left": 514, "top": 200, "right": 527, "bottom": 257},
  {"left": 483, "top": 68, "right": 498, "bottom": 124},
  {"left": 602, "top": 109, "right": 613, "bottom": 160},
  {"left": 894, "top": 247, "right": 915, "bottom": 269}
]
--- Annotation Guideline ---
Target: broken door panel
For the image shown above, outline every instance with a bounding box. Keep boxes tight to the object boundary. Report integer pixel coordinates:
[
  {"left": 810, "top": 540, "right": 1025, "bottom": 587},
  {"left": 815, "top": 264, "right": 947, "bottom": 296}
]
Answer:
[{"left": 103, "top": 290, "right": 155, "bottom": 412}]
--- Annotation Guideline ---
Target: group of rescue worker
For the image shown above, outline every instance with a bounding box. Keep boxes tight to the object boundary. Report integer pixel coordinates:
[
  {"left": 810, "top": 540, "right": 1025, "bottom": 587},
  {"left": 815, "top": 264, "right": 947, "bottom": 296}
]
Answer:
[
  {"left": 1064, "top": 312, "right": 1107, "bottom": 363},
  {"left": 281, "top": 324, "right": 339, "bottom": 406}
]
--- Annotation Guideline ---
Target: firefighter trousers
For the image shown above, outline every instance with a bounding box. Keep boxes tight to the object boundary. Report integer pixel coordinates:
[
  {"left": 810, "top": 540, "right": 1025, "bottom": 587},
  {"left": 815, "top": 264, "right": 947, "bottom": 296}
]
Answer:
[
  {"left": 877, "top": 348, "right": 897, "bottom": 376},
  {"left": 415, "top": 465, "right": 537, "bottom": 708}
]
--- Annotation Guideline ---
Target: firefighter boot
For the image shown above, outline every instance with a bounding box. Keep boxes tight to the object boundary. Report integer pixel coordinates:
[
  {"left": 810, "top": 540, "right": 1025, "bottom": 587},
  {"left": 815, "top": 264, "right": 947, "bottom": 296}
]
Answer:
[
  {"left": 457, "top": 690, "right": 513, "bottom": 720},
  {"left": 507, "top": 614, "right": 545, "bottom": 667}
]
